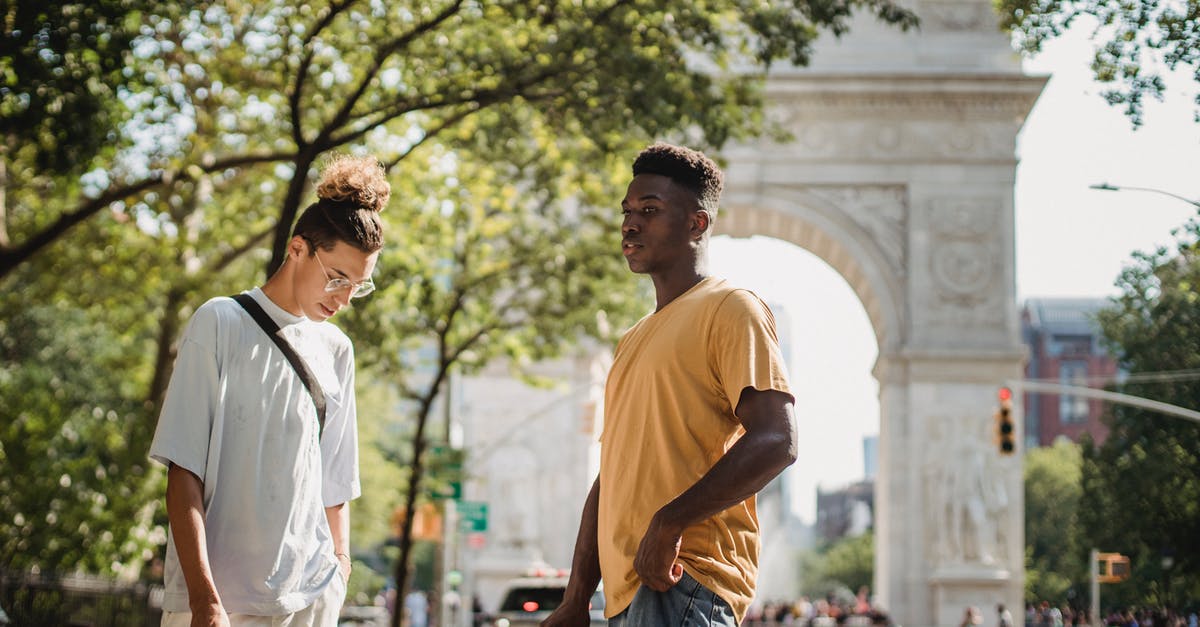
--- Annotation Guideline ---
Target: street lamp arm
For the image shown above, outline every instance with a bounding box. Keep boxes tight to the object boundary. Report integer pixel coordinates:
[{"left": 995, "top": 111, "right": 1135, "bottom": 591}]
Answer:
[
  {"left": 1010, "top": 379, "right": 1200, "bottom": 424},
  {"left": 1090, "top": 182, "right": 1200, "bottom": 209}
]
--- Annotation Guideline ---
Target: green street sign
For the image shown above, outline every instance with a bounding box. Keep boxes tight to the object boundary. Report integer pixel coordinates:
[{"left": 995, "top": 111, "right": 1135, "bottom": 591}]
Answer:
[{"left": 458, "top": 501, "right": 488, "bottom": 533}]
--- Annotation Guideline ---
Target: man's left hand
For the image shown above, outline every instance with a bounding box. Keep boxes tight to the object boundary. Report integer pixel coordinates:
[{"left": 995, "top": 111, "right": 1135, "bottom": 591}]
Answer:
[
  {"left": 633, "top": 513, "right": 684, "bottom": 592},
  {"left": 336, "top": 553, "right": 352, "bottom": 582}
]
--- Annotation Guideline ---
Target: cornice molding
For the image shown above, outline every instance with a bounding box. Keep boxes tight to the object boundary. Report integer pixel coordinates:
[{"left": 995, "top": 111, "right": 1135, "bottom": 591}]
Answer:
[{"left": 764, "top": 73, "right": 1047, "bottom": 120}]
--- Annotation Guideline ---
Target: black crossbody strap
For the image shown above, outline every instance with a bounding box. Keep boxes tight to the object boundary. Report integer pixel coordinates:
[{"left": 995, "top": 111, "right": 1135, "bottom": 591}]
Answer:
[{"left": 232, "top": 293, "right": 327, "bottom": 434}]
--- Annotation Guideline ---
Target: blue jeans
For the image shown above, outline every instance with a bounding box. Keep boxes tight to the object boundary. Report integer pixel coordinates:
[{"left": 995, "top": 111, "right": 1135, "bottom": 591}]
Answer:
[{"left": 608, "top": 570, "right": 737, "bottom": 626}]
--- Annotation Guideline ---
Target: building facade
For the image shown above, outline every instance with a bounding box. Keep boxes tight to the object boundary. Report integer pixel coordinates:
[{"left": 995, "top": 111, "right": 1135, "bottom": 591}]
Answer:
[
  {"left": 1021, "top": 298, "right": 1119, "bottom": 447},
  {"left": 816, "top": 479, "right": 875, "bottom": 544}
]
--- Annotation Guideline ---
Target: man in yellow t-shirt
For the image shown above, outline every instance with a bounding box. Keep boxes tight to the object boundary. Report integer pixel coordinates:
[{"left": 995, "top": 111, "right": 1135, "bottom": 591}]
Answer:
[{"left": 542, "top": 143, "right": 797, "bottom": 626}]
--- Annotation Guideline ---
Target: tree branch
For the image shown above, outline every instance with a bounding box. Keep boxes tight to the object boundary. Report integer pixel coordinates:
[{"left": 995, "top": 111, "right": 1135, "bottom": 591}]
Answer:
[
  {"left": 328, "top": 61, "right": 562, "bottom": 148},
  {"left": 290, "top": 0, "right": 358, "bottom": 147},
  {"left": 381, "top": 106, "right": 479, "bottom": 173},
  {"left": 0, "top": 151, "right": 295, "bottom": 280},
  {"left": 0, "top": 174, "right": 167, "bottom": 280},
  {"left": 316, "top": 0, "right": 466, "bottom": 148},
  {"left": 207, "top": 223, "right": 276, "bottom": 275}
]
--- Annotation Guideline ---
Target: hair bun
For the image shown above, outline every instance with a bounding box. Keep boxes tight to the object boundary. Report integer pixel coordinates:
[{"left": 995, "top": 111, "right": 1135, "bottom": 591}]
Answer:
[{"left": 315, "top": 155, "right": 390, "bottom": 213}]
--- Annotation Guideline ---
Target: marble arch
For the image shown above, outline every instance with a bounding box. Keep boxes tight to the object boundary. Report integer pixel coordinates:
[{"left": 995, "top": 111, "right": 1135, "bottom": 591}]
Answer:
[
  {"left": 714, "top": 2, "right": 1046, "bottom": 624},
  {"left": 719, "top": 187, "right": 904, "bottom": 353}
]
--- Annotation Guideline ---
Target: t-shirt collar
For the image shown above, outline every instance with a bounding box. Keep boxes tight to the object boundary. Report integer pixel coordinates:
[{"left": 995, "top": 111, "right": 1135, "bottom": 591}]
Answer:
[
  {"left": 655, "top": 275, "right": 722, "bottom": 315},
  {"left": 247, "top": 287, "right": 307, "bottom": 327}
]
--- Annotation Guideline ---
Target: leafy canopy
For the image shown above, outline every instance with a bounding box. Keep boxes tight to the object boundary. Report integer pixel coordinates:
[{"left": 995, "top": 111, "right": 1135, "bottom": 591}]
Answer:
[{"left": 996, "top": 0, "right": 1200, "bottom": 126}]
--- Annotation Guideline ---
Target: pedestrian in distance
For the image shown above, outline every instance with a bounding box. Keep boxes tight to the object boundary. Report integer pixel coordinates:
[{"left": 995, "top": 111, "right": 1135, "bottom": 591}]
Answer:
[
  {"left": 150, "top": 155, "right": 389, "bottom": 626},
  {"left": 998, "top": 603, "right": 1014, "bottom": 627},
  {"left": 960, "top": 606, "right": 983, "bottom": 627},
  {"left": 541, "top": 143, "right": 798, "bottom": 626}
]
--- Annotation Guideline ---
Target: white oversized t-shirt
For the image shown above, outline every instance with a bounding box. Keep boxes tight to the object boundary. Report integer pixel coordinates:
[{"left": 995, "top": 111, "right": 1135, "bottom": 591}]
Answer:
[{"left": 149, "top": 288, "right": 361, "bottom": 615}]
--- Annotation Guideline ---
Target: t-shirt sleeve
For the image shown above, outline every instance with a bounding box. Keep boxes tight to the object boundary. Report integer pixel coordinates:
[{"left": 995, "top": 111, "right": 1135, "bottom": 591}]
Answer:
[
  {"left": 321, "top": 341, "right": 361, "bottom": 507},
  {"left": 708, "top": 289, "right": 794, "bottom": 419},
  {"left": 148, "top": 307, "right": 221, "bottom": 480}
]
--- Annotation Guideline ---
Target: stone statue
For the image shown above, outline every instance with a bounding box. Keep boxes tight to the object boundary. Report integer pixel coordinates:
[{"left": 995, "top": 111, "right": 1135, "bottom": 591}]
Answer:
[{"left": 929, "top": 414, "right": 1009, "bottom": 566}]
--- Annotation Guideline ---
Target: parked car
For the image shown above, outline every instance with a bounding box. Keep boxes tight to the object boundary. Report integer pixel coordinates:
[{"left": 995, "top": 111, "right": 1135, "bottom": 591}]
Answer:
[{"left": 493, "top": 573, "right": 605, "bottom": 626}]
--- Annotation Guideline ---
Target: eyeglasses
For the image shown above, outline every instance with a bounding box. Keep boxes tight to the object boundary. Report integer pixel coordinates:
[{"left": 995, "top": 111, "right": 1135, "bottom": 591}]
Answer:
[{"left": 313, "top": 252, "right": 375, "bottom": 298}]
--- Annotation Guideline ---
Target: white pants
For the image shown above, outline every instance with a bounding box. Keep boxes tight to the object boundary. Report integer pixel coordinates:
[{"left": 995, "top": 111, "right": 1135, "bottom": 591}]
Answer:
[{"left": 161, "top": 571, "right": 346, "bottom": 627}]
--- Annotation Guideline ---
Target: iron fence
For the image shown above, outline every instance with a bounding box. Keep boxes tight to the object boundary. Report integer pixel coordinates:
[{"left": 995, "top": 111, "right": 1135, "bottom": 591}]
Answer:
[{"left": 0, "top": 570, "right": 162, "bottom": 627}]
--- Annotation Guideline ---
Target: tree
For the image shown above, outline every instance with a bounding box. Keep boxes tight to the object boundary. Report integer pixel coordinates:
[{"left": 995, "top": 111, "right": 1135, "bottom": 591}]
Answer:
[
  {"left": 0, "top": 303, "right": 161, "bottom": 576},
  {"left": 800, "top": 532, "right": 874, "bottom": 601},
  {"left": 1083, "top": 216, "right": 1200, "bottom": 609},
  {"left": 995, "top": 0, "right": 1200, "bottom": 127},
  {"left": 1024, "top": 439, "right": 1085, "bottom": 605}
]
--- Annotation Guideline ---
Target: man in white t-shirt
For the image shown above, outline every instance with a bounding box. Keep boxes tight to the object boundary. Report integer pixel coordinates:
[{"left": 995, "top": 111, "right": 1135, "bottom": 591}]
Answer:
[{"left": 150, "top": 156, "right": 389, "bottom": 627}]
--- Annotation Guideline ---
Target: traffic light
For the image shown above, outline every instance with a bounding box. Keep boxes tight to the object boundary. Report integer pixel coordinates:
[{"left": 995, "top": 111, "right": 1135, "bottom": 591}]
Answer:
[
  {"left": 1097, "top": 552, "right": 1131, "bottom": 583},
  {"left": 995, "top": 386, "right": 1015, "bottom": 455}
]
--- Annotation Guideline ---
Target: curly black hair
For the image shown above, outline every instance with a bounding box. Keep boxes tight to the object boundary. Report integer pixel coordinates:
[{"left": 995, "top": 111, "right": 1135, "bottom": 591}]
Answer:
[{"left": 632, "top": 142, "right": 723, "bottom": 217}]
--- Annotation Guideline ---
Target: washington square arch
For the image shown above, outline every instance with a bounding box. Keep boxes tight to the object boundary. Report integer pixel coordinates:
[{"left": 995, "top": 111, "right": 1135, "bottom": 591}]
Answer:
[{"left": 454, "top": 2, "right": 1045, "bottom": 625}]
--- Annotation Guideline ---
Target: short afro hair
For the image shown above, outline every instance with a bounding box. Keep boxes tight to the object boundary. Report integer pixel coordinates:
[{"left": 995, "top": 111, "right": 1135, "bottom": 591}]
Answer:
[{"left": 632, "top": 142, "right": 723, "bottom": 216}]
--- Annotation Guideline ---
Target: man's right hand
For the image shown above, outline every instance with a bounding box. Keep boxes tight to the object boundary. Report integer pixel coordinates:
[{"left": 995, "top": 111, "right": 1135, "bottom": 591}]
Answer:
[
  {"left": 189, "top": 602, "right": 231, "bottom": 627},
  {"left": 540, "top": 600, "right": 592, "bottom": 627}
]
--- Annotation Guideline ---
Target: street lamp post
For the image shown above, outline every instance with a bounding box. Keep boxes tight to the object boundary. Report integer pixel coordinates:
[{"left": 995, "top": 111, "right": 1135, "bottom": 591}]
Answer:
[{"left": 1089, "top": 182, "right": 1200, "bottom": 209}]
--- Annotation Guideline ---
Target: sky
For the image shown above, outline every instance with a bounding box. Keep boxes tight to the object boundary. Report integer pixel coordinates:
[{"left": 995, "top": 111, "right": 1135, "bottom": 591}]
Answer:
[{"left": 709, "top": 18, "right": 1200, "bottom": 524}]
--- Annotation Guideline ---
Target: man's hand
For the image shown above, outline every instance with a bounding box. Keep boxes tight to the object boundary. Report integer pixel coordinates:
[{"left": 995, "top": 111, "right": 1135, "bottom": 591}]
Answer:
[
  {"left": 540, "top": 600, "right": 592, "bottom": 627},
  {"left": 189, "top": 602, "right": 231, "bottom": 627},
  {"left": 336, "top": 552, "right": 353, "bottom": 582},
  {"left": 633, "top": 512, "right": 685, "bottom": 592}
]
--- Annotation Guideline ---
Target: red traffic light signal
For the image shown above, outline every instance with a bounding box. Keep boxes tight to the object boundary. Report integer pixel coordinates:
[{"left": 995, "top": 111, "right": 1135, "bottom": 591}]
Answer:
[{"left": 995, "top": 387, "right": 1015, "bottom": 455}]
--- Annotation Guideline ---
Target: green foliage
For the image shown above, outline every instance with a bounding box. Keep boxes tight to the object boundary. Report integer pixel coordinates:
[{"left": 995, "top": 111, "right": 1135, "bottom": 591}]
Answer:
[
  {"left": 1023, "top": 439, "right": 1085, "bottom": 604},
  {"left": 0, "top": 1, "right": 173, "bottom": 173},
  {"left": 995, "top": 0, "right": 1200, "bottom": 126},
  {"left": 1082, "top": 217, "right": 1200, "bottom": 608},
  {"left": 1, "top": 0, "right": 918, "bottom": 276},
  {"left": 341, "top": 145, "right": 640, "bottom": 386},
  {"left": 349, "top": 383, "right": 409, "bottom": 550},
  {"left": 800, "top": 532, "right": 874, "bottom": 599},
  {"left": 345, "top": 557, "right": 389, "bottom": 607},
  {"left": 0, "top": 302, "right": 162, "bottom": 575}
]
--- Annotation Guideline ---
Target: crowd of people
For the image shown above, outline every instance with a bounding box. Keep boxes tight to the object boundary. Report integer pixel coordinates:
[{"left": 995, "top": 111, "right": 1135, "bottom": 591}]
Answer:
[
  {"left": 1015, "top": 601, "right": 1200, "bottom": 627},
  {"left": 1093, "top": 606, "right": 1199, "bottom": 627},
  {"left": 744, "top": 596, "right": 1200, "bottom": 627},
  {"left": 744, "top": 588, "right": 895, "bottom": 626}
]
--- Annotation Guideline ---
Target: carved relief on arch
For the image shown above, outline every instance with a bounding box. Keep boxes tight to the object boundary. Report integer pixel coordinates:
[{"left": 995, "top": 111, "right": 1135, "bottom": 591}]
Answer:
[
  {"left": 916, "top": 0, "right": 997, "bottom": 32},
  {"left": 927, "top": 198, "right": 1000, "bottom": 309},
  {"left": 803, "top": 185, "right": 909, "bottom": 278}
]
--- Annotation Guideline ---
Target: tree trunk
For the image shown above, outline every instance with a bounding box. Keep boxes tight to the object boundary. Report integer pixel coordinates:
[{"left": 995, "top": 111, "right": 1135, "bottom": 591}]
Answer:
[
  {"left": 391, "top": 362, "right": 454, "bottom": 627},
  {"left": 147, "top": 288, "right": 186, "bottom": 413},
  {"left": 268, "top": 150, "right": 320, "bottom": 276},
  {"left": 0, "top": 140, "right": 9, "bottom": 248},
  {"left": 391, "top": 394, "right": 432, "bottom": 627}
]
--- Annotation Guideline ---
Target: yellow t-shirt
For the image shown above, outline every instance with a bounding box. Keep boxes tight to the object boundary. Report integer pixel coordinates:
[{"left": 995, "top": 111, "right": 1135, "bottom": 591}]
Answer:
[{"left": 597, "top": 277, "right": 793, "bottom": 623}]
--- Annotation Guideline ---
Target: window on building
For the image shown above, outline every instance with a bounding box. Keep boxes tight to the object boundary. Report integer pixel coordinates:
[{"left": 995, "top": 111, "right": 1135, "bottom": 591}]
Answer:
[
  {"left": 1050, "top": 334, "right": 1093, "bottom": 358},
  {"left": 1060, "top": 360, "right": 1089, "bottom": 423}
]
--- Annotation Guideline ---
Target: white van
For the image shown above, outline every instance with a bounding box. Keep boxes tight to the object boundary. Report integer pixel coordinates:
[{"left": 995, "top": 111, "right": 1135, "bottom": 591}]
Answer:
[{"left": 492, "top": 572, "right": 605, "bottom": 626}]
